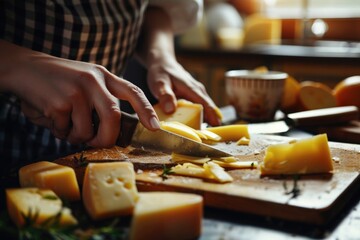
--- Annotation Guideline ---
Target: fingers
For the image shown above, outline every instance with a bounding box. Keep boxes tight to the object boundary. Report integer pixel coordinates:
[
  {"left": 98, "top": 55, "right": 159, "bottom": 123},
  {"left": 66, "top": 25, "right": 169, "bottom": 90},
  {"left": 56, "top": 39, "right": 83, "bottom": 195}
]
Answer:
[
  {"left": 147, "top": 72, "right": 177, "bottom": 114},
  {"left": 148, "top": 65, "right": 222, "bottom": 126},
  {"left": 105, "top": 73, "right": 160, "bottom": 131}
]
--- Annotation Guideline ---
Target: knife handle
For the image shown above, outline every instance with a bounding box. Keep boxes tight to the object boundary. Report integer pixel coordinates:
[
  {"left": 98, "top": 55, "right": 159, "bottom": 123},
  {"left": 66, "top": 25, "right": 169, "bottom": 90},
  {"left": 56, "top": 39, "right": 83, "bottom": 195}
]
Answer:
[
  {"left": 117, "top": 111, "right": 139, "bottom": 147},
  {"left": 92, "top": 110, "right": 139, "bottom": 147},
  {"left": 287, "top": 106, "right": 359, "bottom": 127}
]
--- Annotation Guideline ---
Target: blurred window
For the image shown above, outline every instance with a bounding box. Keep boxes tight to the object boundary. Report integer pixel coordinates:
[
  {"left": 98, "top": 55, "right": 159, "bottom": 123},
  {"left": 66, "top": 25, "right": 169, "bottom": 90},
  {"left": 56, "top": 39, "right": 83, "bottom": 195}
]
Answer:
[{"left": 263, "top": 0, "right": 360, "bottom": 18}]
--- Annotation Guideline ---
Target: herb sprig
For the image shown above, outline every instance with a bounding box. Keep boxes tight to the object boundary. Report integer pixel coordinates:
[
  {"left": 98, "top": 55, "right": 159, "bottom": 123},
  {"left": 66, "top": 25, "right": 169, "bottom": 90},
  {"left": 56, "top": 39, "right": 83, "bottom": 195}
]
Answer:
[{"left": 159, "top": 165, "right": 174, "bottom": 180}]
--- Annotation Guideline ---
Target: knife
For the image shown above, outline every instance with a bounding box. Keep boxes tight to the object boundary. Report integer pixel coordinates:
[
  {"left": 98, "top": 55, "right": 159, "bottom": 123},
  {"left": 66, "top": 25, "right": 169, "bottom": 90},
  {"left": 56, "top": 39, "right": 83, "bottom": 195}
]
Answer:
[
  {"left": 93, "top": 111, "right": 232, "bottom": 157},
  {"left": 247, "top": 106, "right": 359, "bottom": 134}
]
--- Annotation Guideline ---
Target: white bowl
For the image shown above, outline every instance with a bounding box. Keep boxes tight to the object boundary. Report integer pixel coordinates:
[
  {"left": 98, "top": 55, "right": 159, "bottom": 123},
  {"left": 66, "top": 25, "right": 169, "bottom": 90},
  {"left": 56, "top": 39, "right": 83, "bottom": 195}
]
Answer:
[{"left": 225, "top": 70, "right": 287, "bottom": 122}]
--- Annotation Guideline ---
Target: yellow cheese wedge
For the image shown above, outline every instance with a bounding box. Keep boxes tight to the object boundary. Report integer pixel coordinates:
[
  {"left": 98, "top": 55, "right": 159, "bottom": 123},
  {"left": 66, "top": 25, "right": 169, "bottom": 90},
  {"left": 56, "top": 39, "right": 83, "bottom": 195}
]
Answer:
[
  {"left": 154, "top": 99, "right": 203, "bottom": 129},
  {"left": 206, "top": 124, "right": 250, "bottom": 141},
  {"left": 82, "top": 162, "right": 139, "bottom": 220},
  {"left": 160, "top": 121, "right": 202, "bottom": 142},
  {"left": 260, "top": 134, "right": 333, "bottom": 175},
  {"left": 236, "top": 136, "right": 250, "bottom": 145},
  {"left": 6, "top": 188, "right": 77, "bottom": 227},
  {"left": 198, "top": 129, "right": 222, "bottom": 141},
  {"left": 129, "top": 192, "right": 203, "bottom": 240},
  {"left": 204, "top": 161, "right": 233, "bottom": 183},
  {"left": 19, "top": 161, "right": 80, "bottom": 201},
  {"left": 171, "top": 152, "right": 211, "bottom": 164},
  {"left": 171, "top": 163, "right": 209, "bottom": 179}
]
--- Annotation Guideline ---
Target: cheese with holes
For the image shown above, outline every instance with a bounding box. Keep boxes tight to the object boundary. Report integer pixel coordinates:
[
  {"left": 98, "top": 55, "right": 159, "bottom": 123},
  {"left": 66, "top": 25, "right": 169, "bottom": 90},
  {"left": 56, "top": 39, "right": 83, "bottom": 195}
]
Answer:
[
  {"left": 154, "top": 99, "right": 203, "bottom": 129},
  {"left": 82, "top": 162, "right": 139, "bottom": 220},
  {"left": 19, "top": 161, "right": 80, "bottom": 201},
  {"left": 130, "top": 192, "right": 203, "bottom": 240},
  {"left": 6, "top": 188, "right": 77, "bottom": 227},
  {"left": 261, "top": 134, "right": 333, "bottom": 175}
]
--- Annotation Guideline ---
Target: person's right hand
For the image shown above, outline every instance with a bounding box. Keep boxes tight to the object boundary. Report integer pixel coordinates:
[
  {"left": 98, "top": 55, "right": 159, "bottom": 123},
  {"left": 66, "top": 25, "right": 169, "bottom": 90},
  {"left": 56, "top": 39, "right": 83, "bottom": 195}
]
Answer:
[{"left": 0, "top": 40, "right": 160, "bottom": 147}]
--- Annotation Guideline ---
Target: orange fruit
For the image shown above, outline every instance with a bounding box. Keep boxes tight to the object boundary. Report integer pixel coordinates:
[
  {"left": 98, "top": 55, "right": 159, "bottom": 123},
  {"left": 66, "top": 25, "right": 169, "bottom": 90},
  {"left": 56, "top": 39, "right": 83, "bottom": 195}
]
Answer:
[
  {"left": 280, "top": 75, "right": 301, "bottom": 113},
  {"left": 298, "top": 81, "right": 337, "bottom": 110},
  {"left": 333, "top": 76, "right": 360, "bottom": 109}
]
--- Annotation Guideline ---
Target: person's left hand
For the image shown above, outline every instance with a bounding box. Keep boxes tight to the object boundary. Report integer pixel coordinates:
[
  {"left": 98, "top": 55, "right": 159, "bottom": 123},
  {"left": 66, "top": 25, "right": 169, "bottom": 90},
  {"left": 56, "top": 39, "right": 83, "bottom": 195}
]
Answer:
[{"left": 146, "top": 54, "right": 222, "bottom": 126}]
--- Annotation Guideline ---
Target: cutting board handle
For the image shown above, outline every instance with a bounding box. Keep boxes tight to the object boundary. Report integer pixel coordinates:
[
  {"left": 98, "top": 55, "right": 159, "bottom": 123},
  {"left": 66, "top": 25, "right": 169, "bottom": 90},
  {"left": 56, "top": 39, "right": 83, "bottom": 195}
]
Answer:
[{"left": 287, "top": 106, "right": 359, "bottom": 127}]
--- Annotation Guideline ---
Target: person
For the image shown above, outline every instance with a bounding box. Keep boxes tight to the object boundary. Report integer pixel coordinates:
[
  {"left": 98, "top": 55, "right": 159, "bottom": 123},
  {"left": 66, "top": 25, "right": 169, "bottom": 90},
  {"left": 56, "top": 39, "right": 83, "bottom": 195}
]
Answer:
[{"left": 0, "top": 0, "right": 222, "bottom": 171}]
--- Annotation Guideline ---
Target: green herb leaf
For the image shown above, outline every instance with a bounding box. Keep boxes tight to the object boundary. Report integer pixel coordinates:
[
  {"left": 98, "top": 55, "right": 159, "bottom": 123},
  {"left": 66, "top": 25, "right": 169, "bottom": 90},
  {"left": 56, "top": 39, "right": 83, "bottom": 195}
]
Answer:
[{"left": 159, "top": 165, "right": 174, "bottom": 180}]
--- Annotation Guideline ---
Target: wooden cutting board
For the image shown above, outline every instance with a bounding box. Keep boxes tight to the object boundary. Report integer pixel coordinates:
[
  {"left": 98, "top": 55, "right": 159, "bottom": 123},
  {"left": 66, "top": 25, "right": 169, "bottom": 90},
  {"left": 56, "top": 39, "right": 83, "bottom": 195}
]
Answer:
[{"left": 55, "top": 134, "right": 360, "bottom": 225}]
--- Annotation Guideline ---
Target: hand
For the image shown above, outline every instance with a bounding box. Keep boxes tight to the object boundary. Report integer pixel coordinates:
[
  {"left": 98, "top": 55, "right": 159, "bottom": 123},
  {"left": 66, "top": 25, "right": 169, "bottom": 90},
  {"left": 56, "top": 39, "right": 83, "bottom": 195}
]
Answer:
[
  {"left": 1, "top": 41, "right": 159, "bottom": 147},
  {"left": 146, "top": 54, "right": 222, "bottom": 126}
]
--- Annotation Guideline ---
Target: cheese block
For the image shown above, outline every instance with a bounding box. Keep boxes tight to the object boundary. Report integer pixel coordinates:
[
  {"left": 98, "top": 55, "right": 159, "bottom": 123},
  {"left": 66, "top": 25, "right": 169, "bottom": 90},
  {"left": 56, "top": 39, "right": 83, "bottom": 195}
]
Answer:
[
  {"left": 129, "top": 192, "right": 203, "bottom": 240},
  {"left": 6, "top": 188, "right": 77, "bottom": 227},
  {"left": 154, "top": 99, "right": 203, "bottom": 130},
  {"left": 260, "top": 134, "right": 333, "bottom": 175},
  {"left": 19, "top": 161, "right": 80, "bottom": 201},
  {"left": 243, "top": 14, "right": 281, "bottom": 45},
  {"left": 205, "top": 124, "right": 250, "bottom": 141},
  {"left": 82, "top": 162, "right": 139, "bottom": 220}
]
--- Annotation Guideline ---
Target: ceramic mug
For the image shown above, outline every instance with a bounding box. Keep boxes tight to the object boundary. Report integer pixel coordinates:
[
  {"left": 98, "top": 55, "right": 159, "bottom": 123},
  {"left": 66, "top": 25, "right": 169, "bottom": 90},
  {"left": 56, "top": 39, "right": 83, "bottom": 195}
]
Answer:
[{"left": 225, "top": 70, "right": 287, "bottom": 122}]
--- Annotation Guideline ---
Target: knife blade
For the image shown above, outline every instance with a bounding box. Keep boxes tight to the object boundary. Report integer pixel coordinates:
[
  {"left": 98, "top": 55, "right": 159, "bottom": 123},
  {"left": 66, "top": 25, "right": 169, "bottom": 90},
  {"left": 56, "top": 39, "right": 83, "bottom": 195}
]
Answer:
[
  {"left": 248, "top": 106, "right": 359, "bottom": 134},
  {"left": 93, "top": 111, "right": 232, "bottom": 157}
]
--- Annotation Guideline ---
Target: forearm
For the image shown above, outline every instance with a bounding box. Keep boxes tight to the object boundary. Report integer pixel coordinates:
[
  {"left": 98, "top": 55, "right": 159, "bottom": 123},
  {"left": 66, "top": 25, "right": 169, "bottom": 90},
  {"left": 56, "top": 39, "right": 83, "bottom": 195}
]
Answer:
[{"left": 136, "top": 7, "right": 175, "bottom": 67}]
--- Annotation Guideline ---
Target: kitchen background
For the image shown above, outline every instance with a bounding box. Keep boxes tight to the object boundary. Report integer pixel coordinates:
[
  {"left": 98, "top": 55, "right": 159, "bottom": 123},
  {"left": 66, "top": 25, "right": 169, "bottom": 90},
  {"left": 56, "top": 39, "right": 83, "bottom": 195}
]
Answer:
[{"left": 174, "top": 0, "right": 360, "bottom": 107}]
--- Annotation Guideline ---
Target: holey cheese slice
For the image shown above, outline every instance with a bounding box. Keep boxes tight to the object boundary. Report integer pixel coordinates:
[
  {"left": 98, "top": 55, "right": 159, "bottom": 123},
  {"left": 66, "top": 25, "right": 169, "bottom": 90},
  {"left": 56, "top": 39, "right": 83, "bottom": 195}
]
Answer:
[
  {"left": 261, "top": 134, "right": 333, "bottom": 175},
  {"left": 6, "top": 188, "right": 77, "bottom": 227},
  {"left": 82, "top": 162, "right": 139, "bottom": 220},
  {"left": 129, "top": 192, "right": 203, "bottom": 240},
  {"left": 19, "top": 161, "right": 80, "bottom": 201}
]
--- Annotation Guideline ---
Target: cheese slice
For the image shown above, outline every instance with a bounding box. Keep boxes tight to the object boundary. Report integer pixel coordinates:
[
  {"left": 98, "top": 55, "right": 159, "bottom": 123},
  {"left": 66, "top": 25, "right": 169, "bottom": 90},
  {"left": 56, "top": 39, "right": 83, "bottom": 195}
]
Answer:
[
  {"left": 82, "top": 162, "right": 139, "bottom": 220},
  {"left": 130, "top": 192, "right": 203, "bottom": 240},
  {"left": 154, "top": 99, "right": 203, "bottom": 130},
  {"left": 160, "top": 121, "right": 202, "bottom": 142},
  {"left": 261, "top": 134, "right": 333, "bottom": 175},
  {"left": 6, "top": 188, "right": 77, "bottom": 227},
  {"left": 206, "top": 124, "right": 250, "bottom": 141},
  {"left": 19, "top": 161, "right": 80, "bottom": 201}
]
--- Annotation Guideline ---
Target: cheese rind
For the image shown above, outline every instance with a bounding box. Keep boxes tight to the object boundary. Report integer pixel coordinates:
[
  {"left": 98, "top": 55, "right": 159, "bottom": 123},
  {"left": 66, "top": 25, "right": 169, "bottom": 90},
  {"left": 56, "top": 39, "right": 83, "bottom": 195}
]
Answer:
[
  {"left": 82, "top": 162, "right": 139, "bottom": 220},
  {"left": 130, "top": 192, "right": 203, "bottom": 240},
  {"left": 261, "top": 134, "right": 333, "bottom": 175},
  {"left": 154, "top": 99, "right": 203, "bottom": 129},
  {"left": 19, "top": 161, "right": 80, "bottom": 201},
  {"left": 6, "top": 188, "right": 77, "bottom": 227}
]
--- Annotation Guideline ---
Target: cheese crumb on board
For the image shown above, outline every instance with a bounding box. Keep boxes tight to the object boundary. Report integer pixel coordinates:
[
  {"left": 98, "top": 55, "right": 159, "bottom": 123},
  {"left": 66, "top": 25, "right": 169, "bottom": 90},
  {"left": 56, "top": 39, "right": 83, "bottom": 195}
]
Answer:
[
  {"left": 19, "top": 161, "right": 80, "bottom": 201},
  {"left": 260, "top": 134, "right": 333, "bottom": 175},
  {"left": 6, "top": 188, "right": 77, "bottom": 227},
  {"left": 82, "top": 162, "right": 139, "bottom": 220},
  {"left": 129, "top": 192, "right": 203, "bottom": 240}
]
